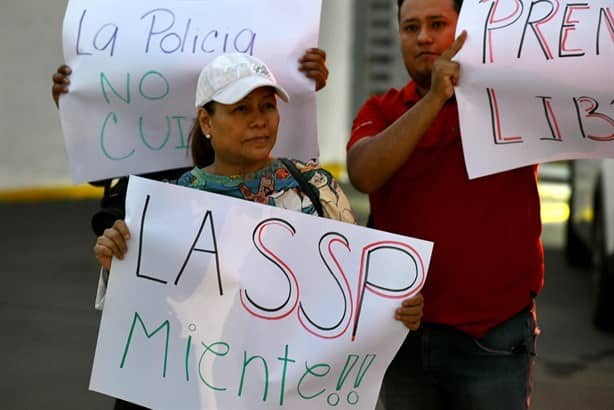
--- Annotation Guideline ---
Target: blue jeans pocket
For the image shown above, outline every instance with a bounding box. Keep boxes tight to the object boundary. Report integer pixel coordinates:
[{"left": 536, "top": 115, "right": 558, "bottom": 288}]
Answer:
[{"left": 471, "top": 306, "right": 538, "bottom": 357}]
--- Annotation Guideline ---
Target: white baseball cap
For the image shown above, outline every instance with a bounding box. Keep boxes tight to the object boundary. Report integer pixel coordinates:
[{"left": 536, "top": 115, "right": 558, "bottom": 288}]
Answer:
[{"left": 194, "top": 53, "right": 289, "bottom": 107}]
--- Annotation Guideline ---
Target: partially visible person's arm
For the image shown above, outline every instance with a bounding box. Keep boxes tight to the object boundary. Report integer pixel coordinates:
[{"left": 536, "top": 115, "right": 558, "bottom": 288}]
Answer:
[
  {"left": 348, "top": 93, "right": 447, "bottom": 193},
  {"left": 347, "top": 31, "right": 466, "bottom": 193},
  {"left": 52, "top": 64, "right": 72, "bottom": 108}
]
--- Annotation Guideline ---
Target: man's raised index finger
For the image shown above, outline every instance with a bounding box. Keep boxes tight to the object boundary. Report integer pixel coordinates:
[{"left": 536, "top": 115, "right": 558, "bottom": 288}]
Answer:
[{"left": 441, "top": 30, "right": 467, "bottom": 60}]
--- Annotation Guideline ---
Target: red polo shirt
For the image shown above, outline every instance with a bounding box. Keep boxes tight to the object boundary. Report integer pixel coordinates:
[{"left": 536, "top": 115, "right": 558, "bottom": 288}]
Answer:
[{"left": 348, "top": 82, "right": 544, "bottom": 338}]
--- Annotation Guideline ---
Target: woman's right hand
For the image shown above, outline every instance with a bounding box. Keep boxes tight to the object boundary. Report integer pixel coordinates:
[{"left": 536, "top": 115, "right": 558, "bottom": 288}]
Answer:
[
  {"left": 52, "top": 64, "right": 72, "bottom": 108},
  {"left": 395, "top": 292, "right": 424, "bottom": 331},
  {"left": 94, "top": 219, "right": 131, "bottom": 271}
]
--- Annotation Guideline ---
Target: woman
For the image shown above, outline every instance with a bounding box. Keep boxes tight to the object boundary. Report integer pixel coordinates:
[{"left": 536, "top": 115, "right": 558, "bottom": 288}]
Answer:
[
  {"left": 179, "top": 52, "right": 356, "bottom": 222},
  {"left": 94, "top": 53, "right": 424, "bottom": 410}
]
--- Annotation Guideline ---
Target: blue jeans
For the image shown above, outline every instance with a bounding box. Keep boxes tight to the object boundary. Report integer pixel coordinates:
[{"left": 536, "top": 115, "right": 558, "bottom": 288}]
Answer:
[{"left": 381, "top": 303, "right": 539, "bottom": 410}]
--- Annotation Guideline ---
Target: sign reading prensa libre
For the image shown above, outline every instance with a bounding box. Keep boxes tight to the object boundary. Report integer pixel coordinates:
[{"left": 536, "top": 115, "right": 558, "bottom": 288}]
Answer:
[
  {"left": 90, "top": 176, "right": 433, "bottom": 410},
  {"left": 456, "top": 0, "right": 613, "bottom": 179}
]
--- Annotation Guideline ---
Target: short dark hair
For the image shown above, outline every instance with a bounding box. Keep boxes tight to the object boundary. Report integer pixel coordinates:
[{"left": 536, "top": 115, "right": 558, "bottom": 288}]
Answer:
[
  {"left": 397, "top": 0, "right": 463, "bottom": 19},
  {"left": 188, "top": 102, "right": 216, "bottom": 168}
]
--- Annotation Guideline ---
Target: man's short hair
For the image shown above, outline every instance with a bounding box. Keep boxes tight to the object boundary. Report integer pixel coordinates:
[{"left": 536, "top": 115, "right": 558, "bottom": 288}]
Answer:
[{"left": 397, "top": 0, "right": 463, "bottom": 20}]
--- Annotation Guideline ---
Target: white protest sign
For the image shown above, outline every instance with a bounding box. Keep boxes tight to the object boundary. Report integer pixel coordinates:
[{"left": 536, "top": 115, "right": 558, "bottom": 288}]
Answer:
[
  {"left": 60, "top": 0, "right": 321, "bottom": 184},
  {"left": 89, "top": 176, "right": 433, "bottom": 410},
  {"left": 455, "top": 0, "right": 613, "bottom": 179}
]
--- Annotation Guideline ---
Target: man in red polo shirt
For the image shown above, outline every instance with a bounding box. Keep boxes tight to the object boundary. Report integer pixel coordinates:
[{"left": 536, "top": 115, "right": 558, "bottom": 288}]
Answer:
[{"left": 347, "top": 0, "right": 544, "bottom": 408}]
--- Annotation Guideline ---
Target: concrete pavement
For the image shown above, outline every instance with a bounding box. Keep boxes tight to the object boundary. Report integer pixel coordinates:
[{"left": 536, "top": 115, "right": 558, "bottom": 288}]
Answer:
[{"left": 1, "top": 200, "right": 113, "bottom": 409}]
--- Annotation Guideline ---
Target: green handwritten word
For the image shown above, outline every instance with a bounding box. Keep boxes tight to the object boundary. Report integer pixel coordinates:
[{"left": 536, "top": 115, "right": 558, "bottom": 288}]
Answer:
[
  {"left": 119, "top": 311, "right": 378, "bottom": 407},
  {"left": 120, "top": 312, "right": 170, "bottom": 377},
  {"left": 98, "top": 70, "right": 190, "bottom": 160},
  {"left": 99, "top": 113, "right": 190, "bottom": 160},
  {"left": 100, "top": 71, "right": 170, "bottom": 104}
]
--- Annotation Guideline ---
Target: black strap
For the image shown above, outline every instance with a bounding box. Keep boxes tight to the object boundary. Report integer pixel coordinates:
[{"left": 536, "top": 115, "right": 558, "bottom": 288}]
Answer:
[{"left": 280, "top": 158, "right": 324, "bottom": 217}]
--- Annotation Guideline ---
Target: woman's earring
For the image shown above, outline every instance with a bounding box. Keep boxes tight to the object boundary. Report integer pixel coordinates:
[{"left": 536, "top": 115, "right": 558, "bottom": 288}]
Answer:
[{"left": 205, "top": 133, "right": 211, "bottom": 140}]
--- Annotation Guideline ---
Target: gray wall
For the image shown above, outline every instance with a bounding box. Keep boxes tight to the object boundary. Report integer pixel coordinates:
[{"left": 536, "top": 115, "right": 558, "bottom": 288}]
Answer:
[{"left": 1, "top": 1, "right": 71, "bottom": 189}]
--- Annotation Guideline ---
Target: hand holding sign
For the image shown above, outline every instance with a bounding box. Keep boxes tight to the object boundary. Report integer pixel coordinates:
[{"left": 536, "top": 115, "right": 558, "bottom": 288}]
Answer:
[
  {"left": 52, "top": 65, "right": 72, "bottom": 108},
  {"left": 94, "top": 219, "right": 131, "bottom": 271},
  {"left": 429, "top": 30, "right": 467, "bottom": 102},
  {"left": 395, "top": 293, "right": 424, "bottom": 331},
  {"left": 298, "top": 48, "right": 329, "bottom": 91}
]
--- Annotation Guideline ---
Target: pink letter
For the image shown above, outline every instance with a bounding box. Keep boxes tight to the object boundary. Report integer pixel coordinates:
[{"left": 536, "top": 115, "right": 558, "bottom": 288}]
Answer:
[
  {"left": 558, "top": 3, "right": 590, "bottom": 57},
  {"left": 481, "top": 0, "right": 525, "bottom": 63},
  {"left": 487, "top": 88, "right": 523, "bottom": 144}
]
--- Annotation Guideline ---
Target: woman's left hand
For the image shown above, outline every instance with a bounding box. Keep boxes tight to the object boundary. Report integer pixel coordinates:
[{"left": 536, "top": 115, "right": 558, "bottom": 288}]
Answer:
[
  {"left": 298, "top": 48, "right": 329, "bottom": 91},
  {"left": 395, "top": 293, "right": 424, "bottom": 331}
]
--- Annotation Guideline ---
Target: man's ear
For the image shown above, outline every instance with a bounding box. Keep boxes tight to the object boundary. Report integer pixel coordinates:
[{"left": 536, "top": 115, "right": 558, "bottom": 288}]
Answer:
[{"left": 198, "top": 107, "right": 212, "bottom": 135}]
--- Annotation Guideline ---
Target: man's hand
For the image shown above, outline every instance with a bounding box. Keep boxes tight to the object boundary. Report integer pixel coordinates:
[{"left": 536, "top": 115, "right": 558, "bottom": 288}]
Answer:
[
  {"left": 298, "top": 48, "right": 329, "bottom": 91},
  {"left": 429, "top": 30, "right": 467, "bottom": 102},
  {"left": 52, "top": 64, "right": 72, "bottom": 108}
]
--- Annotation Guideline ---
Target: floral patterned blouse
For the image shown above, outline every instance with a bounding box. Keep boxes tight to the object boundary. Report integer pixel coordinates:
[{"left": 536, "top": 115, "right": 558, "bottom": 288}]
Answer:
[{"left": 177, "top": 158, "right": 356, "bottom": 224}]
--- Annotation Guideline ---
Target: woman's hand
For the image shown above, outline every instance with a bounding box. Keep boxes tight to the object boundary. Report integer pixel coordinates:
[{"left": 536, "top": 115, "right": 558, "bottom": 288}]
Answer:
[
  {"left": 298, "top": 48, "right": 329, "bottom": 91},
  {"left": 395, "top": 293, "right": 424, "bottom": 331},
  {"left": 93, "top": 219, "right": 131, "bottom": 271},
  {"left": 52, "top": 64, "right": 72, "bottom": 108}
]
